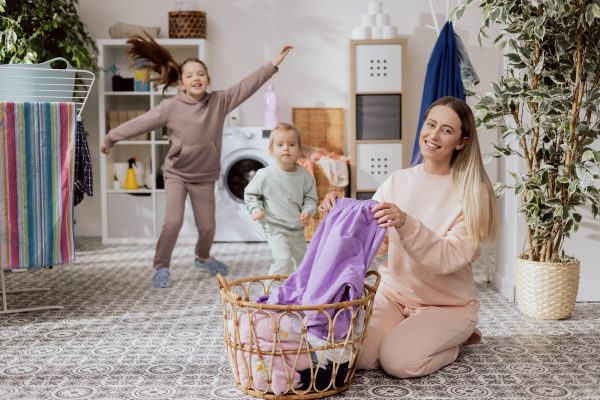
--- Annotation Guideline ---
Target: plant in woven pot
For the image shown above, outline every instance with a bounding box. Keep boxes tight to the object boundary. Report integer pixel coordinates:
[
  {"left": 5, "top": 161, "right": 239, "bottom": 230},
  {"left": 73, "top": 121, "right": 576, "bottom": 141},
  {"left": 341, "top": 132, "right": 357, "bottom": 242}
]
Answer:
[{"left": 455, "top": 1, "right": 600, "bottom": 319}]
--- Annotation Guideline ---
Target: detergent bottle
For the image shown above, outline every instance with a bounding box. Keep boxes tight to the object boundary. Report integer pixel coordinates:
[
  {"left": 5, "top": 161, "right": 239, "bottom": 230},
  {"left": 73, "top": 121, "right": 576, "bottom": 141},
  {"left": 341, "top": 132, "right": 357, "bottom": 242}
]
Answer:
[{"left": 124, "top": 157, "right": 139, "bottom": 190}]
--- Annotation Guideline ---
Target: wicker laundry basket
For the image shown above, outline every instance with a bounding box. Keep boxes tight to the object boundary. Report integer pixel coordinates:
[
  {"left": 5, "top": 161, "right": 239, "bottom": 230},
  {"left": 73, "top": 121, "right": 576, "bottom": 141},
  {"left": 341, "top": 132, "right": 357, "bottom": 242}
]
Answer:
[{"left": 217, "top": 271, "right": 380, "bottom": 399}]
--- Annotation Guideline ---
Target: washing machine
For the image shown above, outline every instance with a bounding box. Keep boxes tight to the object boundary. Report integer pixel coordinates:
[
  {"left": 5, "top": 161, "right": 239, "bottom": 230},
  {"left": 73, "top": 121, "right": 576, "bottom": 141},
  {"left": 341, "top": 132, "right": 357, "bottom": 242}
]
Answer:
[{"left": 214, "top": 126, "right": 273, "bottom": 242}]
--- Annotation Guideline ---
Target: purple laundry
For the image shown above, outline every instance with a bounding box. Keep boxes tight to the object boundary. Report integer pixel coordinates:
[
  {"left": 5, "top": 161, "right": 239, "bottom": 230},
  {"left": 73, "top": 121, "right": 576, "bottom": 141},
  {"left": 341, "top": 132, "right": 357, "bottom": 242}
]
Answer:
[{"left": 257, "top": 198, "right": 386, "bottom": 339}]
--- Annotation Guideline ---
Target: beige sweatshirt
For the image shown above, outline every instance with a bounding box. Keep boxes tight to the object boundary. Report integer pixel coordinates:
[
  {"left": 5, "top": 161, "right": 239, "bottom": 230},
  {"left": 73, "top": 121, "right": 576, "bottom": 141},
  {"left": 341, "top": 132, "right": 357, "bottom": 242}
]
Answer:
[
  {"left": 373, "top": 164, "right": 481, "bottom": 322},
  {"left": 104, "top": 62, "right": 278, "bottom": 182}
]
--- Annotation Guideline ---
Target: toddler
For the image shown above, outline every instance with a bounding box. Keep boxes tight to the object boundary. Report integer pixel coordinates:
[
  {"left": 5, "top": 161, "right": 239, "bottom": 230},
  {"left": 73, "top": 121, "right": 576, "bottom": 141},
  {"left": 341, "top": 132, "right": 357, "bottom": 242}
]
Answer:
[{"left": 244, "top": 123, "right": 317, "bottom": 277}]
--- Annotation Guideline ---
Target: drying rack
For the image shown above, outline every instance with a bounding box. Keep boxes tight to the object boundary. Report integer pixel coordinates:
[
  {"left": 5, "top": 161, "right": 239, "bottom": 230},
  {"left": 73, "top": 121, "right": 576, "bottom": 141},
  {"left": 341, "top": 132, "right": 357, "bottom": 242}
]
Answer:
[
  {"left": 0, "top": 57, "right": 95, "bottom": 120},
  {"left": 0, "top": 58, "right": 95, "bottom": 314}
]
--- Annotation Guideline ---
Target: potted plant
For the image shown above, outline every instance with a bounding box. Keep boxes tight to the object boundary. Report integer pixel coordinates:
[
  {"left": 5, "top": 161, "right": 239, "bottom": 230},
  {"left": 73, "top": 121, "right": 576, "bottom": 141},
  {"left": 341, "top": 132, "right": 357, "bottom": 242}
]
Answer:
[
  {"left": 0, "top": 0, "right": 98, "bottom": 72},
  {"left": 455, "top": 1, "right": 600, "bottom": 319}
]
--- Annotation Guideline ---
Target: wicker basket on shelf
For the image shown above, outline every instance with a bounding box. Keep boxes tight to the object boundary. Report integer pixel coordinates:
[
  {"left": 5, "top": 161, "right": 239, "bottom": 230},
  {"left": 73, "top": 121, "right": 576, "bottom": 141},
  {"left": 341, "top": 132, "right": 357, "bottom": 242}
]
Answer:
[
  {"left": 168, "top": 11, "right": 206, "bottom": 38},
  {"left": 292, "top": 107, "right": 347, "bottom": 241},
  {"left": 217, "top": 270, "right": 380, "bottom": 399}
]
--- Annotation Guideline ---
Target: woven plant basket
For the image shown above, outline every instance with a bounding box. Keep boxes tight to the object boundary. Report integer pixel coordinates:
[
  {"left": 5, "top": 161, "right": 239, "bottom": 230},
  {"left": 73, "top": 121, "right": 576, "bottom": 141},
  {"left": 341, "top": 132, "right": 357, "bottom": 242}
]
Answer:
[
  {"left": 217, "top": 271, "right": 380, "bottom": 399},
  {"left": 168, "top": 11, "right": 206, "bottom": 38},
  {"left": 516, "top": 257, "right": 580, "bottom": 320}
]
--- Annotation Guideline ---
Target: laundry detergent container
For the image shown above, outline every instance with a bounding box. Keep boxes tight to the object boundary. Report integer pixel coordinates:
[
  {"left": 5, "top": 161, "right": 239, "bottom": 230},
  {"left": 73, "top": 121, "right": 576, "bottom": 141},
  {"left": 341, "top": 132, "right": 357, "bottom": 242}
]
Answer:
[
  {"left": 217, "top": 271, "right": 380, "bottom": 399},
  {"left": 0, "top": 58, "right": 75, "bottom": 103}
]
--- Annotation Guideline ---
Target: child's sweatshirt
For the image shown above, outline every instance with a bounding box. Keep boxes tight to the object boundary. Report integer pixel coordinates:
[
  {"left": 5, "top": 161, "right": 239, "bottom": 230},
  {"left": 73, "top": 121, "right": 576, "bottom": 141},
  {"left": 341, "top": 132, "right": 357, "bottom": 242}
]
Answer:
[
  {"left": 244, "top": 164, "right": 317, "bottom": 231},
  {"left": 104, "top": 63, "right": 277, "bottom": 183},
  {"left": 373, "top": 163, "right": 481, "bottom": 322}
]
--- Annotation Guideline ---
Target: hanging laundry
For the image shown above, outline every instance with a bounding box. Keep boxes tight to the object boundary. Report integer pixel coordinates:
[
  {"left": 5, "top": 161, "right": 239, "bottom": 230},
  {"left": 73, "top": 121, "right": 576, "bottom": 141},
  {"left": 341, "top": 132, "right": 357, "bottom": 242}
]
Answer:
[
  {"left": 454, "top": 33, "right": 480, "bottom": 96},
  {"left": 74, "top": 120, "right": 93, "bottom": 206},
  {"left": 0, "top": 102, "right": 76, "bottom": 270},
  {"left": 258, "top": 198, "right": 385, "bottom": 339},
  {"left": 411, "top": 21, "right": 465, "bottom": 165}
]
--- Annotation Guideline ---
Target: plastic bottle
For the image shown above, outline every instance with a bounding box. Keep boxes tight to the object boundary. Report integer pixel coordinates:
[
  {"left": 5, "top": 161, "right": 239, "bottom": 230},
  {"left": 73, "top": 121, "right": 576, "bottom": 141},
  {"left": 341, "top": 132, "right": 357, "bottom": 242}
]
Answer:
[
  {"left": 124, "top": 157, "right": 139, "bottom": 190},
  {"left": 263, "top": 83, "right": 279, "bottom": 129}
]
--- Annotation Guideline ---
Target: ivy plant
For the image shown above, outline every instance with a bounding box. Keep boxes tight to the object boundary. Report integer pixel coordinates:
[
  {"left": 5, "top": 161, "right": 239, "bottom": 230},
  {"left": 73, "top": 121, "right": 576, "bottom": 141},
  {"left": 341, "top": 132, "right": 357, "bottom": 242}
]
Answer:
[
  {"left": 455, "top": 0, "right": 600, "bottom": 263},
  {"left": 0, "top": 0, "right": 98, "bottom": 72}
]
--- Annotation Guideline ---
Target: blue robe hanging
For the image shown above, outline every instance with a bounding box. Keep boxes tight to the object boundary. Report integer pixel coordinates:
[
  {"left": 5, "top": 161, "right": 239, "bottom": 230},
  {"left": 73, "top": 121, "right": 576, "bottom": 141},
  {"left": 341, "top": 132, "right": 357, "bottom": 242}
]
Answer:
[{"left": 411, "top": 21, "right": 465, "bottom": 165}]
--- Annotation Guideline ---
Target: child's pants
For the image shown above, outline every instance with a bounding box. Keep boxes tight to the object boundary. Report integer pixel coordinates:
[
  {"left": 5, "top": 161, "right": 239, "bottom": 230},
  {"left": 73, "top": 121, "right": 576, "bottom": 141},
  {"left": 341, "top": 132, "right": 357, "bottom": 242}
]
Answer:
[
  {"left": 358, "top": 290, "right": 476, "bottom": 378},
  {"left": 264, "top": 225, "right": 306, "bottom": 276},
  {"left": 153, "top": 178, "right": 215, "bottom": 268}
]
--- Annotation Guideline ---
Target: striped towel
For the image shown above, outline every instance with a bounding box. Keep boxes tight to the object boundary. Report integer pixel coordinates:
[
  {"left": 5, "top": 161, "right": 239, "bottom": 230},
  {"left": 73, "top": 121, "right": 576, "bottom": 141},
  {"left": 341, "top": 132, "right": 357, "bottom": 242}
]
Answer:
[{"left": 0, "top": 102, "right": 76, "bottom": 270}]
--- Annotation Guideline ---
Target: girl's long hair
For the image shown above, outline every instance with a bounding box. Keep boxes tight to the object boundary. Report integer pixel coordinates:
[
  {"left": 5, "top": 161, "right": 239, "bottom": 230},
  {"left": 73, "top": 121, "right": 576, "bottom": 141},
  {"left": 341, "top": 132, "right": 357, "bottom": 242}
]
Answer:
[
  {"left": 425, "top": 96, "right": 497, "bottom": 245},
  {"left": 125, "top": 32, "right": 209, "bottom": 94}
]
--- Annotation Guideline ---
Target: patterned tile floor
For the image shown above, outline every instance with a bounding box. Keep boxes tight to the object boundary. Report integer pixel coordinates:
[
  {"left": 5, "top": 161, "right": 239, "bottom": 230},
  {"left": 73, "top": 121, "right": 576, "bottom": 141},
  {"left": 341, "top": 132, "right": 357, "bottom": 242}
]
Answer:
[{"left": 0, "top": 238, "right": 599, "bottom": 399}]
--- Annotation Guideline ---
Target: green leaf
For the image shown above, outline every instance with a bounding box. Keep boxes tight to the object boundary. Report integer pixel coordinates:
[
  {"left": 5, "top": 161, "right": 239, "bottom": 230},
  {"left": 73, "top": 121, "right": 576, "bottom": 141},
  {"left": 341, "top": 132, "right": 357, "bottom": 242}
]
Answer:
[
  {"left": 585, "top": 3, "right": 600, "bottom": 24},
  {"left": 582, "top": 150, "right": 594, "bottom": 162}
]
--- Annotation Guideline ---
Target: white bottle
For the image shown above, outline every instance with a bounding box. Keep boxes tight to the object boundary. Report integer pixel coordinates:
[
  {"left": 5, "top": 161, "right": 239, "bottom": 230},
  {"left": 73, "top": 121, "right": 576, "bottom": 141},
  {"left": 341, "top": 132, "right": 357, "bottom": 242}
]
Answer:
[{"left": 263, "top": 83, "right": 279, "bottom": 129}]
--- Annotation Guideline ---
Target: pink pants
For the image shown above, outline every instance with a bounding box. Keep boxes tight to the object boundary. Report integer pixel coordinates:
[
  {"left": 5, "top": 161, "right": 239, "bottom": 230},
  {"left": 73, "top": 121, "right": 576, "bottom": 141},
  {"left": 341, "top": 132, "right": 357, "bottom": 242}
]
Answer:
[
  {"left": 153, "top": 178, "right": 215, "bottom": 268},
  {"left": 358, "top": 290, "right": 476, "bottom": 378}
]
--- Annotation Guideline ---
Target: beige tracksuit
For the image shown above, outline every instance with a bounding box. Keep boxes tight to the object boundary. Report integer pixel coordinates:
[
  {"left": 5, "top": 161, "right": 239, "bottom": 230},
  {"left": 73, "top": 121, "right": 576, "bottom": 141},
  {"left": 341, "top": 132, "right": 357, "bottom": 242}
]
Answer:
[
  {"left": 104, "top": 63, "right": 278, "bottom": 267},
  {"left": 358, "top": 164, "right": 481, "bottom": 378}
]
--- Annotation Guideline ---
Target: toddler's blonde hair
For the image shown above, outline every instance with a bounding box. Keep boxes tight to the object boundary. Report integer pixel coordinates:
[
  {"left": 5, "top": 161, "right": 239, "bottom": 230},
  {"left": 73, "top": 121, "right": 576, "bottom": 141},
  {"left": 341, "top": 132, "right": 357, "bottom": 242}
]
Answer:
[{"left": 268, "top": 122, "right": 302, "bottom": 153}]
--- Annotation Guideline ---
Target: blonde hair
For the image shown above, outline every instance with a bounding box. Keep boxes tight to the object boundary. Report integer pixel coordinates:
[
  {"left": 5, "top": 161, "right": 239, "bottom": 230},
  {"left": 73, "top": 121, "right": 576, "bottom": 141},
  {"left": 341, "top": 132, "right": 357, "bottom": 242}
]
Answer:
[
  {"left": 424, "top": 97, "right": 497, "bottom": 245},
  {"left": 268, "top": 122, "right": 302, "bottom": 153},
  {"left": 125, "top": 32, "right": 210, "bottom": 94}
]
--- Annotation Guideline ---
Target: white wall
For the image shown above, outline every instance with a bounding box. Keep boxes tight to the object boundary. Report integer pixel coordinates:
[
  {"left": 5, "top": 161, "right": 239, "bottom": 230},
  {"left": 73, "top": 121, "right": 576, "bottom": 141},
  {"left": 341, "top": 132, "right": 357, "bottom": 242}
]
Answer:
[
  {"left": 73, "top": 0, "right": 600, "bottom": 302},
  {"left": 75, "top": 0, "right": 502, "bottom": 237}
]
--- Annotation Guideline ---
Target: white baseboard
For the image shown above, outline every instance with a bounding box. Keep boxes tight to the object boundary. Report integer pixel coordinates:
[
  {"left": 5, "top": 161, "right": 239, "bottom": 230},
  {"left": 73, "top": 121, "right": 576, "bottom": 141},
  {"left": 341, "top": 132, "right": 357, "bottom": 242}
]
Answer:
[
  {"left": 74, "top": 224, "right": 100, "bottom": 237},
  {"left": 577, "top": 285, "right": 600, "bottom": 302},
  {"left": 491, "top": 270, "right": 515, "bottom": 302}
]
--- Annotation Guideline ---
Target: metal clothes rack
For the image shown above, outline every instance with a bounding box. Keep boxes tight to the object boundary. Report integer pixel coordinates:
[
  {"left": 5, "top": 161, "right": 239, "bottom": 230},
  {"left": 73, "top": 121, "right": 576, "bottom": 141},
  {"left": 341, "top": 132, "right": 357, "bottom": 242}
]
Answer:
[
  {"left": 0, "top": 58, "right": 95, "bottom": 314},
  {"left": 427, "top": 0, "right": 461, "bottom": 36}
]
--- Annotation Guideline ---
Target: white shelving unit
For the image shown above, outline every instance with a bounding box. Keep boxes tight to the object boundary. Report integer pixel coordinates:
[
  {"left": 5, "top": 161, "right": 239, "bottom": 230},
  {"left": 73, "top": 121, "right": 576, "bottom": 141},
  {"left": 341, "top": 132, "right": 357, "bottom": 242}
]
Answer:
[
  {"left": 97, "top": 39, "right": 208, "bottom": 244},
  {"left": 349, "top": 38, "right": 407, "bottom": 199}
]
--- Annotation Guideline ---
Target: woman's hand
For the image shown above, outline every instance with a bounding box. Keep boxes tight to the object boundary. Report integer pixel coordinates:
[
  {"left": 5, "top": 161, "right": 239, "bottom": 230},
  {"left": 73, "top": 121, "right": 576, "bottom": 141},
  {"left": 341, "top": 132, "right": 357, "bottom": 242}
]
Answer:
[
  {"left": 372, "top": 202, "right": 407, "bottom": 229},
  {"left": 271, "top": 45, "right": 293, "bottom": 67},
  {"left": 318, "top": 191, "right": 339, "bottom": 213},
  {"left": 101, "top": 143, "right": 110, "bottom": 155},
  {"left": 251, "top": 209, "right": 265, "bottom": 221}
]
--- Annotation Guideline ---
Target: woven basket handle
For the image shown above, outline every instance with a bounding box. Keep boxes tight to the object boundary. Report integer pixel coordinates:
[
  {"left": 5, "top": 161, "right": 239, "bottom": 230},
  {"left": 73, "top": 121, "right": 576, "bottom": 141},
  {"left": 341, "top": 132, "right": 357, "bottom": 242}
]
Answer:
[
  {"left": 216, "top": 273, "right": 229, "bottom": 291},
  {"left": 366, "top": 270, "right": 381, "bottom": 291}
]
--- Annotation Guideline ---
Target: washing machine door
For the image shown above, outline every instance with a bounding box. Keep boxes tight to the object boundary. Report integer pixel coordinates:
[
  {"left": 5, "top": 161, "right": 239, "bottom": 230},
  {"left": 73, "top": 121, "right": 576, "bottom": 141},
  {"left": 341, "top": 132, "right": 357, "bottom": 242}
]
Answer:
[
  {"left": 214, "top": 149, "right": 273, "bottom": 242},
  {"left": 223, "top": 151, "right": 272, "bottom": 202}
]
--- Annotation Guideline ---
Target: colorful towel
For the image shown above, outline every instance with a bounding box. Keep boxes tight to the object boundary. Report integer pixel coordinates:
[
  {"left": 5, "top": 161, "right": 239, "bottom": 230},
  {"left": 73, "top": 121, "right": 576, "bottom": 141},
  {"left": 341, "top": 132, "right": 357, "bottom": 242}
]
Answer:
[{"left": 0, "top": 102, "right": 76, "bottom": 270}]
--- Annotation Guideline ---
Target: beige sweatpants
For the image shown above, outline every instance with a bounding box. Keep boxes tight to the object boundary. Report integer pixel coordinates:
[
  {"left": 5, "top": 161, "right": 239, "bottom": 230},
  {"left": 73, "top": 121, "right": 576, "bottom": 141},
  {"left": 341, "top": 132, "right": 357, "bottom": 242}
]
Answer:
[
  {"left": 358, "top": 289, "right": 476, "bottom": 378},
  {"left": 153, "top": 178, "right": 215, "bottom": 269}
]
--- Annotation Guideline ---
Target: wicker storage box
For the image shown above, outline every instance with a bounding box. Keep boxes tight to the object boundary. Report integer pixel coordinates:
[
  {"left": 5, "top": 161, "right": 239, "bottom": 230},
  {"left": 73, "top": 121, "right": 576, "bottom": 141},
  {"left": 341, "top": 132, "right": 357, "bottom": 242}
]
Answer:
[
  {"left": 168, "top": 11, "right": 206, "bottom": 38},
  {"left": 305, "top": 167, "right": 346, "bottom": 241},
  {"left": 217, "top": 271, "right": 380, "bottom": 399},
  {"left": 292, "top": 107, "right": 347, "bottom": 241}
]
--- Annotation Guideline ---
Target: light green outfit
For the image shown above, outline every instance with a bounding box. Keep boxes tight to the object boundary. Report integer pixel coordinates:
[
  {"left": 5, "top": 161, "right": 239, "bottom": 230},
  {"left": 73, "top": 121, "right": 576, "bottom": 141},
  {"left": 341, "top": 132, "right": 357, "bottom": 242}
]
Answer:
[{"left": 244, "top": 164, "right": 317, "bottom": 276}]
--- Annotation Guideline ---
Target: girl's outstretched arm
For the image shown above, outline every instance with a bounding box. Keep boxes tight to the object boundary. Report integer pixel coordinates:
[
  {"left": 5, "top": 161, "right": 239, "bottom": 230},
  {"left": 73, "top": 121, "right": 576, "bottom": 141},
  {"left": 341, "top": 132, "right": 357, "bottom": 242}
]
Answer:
[{"left": 271, "top": 45, "right": 293, "bottom": 67}]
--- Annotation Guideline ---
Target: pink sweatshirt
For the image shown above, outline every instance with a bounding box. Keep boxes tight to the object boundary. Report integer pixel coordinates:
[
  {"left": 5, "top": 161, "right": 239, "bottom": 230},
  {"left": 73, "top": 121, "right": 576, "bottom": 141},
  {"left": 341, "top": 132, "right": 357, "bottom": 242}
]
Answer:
[
  {"left": 104, "top": 62, "right": 278, "bottom": 182},
  {"left": 373, "top": 164, "right": 480, "bottom": 321}
]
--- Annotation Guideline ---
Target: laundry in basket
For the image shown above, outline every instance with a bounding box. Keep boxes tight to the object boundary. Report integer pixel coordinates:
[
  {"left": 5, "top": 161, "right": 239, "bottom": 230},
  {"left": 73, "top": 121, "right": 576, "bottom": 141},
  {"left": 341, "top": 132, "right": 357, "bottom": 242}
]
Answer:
[{"left": 217, "top": 271, "right": 381, "bottom": 399}]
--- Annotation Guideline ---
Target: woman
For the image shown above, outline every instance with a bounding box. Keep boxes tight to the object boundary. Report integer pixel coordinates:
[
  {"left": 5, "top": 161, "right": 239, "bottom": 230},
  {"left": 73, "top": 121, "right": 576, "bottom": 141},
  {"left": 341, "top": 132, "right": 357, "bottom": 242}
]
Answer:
[{"left": 320, "top": 96, "right": 497, "bottom": 378}]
